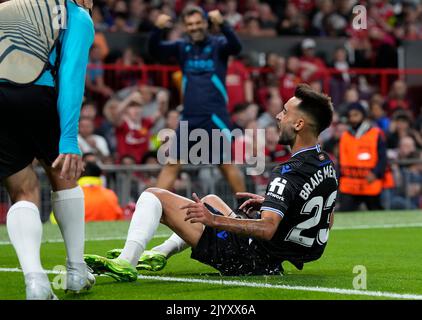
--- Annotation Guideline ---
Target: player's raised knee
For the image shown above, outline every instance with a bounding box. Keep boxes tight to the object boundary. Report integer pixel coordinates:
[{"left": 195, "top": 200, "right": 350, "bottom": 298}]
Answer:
[
  {"left": 201, "top": 194, "right": 220, "bottom": 204},
  {"left": 144, "top": 187, "right": 165, "bottom": 197}
]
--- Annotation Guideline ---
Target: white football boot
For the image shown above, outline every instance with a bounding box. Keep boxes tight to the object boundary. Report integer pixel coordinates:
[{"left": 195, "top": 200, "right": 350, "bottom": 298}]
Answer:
[
  {"left": 65, "top": 261, "right": 96, "bottom": 293},
  {"left": 25, "top": 273, "right": 58, "bottom": 300}
]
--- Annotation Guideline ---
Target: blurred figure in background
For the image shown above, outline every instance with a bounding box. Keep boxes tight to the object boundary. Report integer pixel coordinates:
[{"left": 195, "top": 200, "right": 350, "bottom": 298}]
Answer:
[
  {"left": 78, "top": 162, "right": 123, "bottom": 222},
  {"left": 338, "top": 103, "right": 388, "bottom": 211}
]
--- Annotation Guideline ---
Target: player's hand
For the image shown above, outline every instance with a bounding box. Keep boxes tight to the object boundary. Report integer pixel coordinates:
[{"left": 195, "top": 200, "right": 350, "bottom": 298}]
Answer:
[
  {"left": 181, "top": 193, "right": 216, "bottom": 227},
  {"left": 130, "top": 91, "right": 144, "bottom": 105},
  {"left": 155, "top": 14, "right": 172, "bottom": 29},
  {"left": 208, "top": 10, "right": 224, "bottom": 26},
  {"left": 52, "top": 154, "right": 84, "bottom": 181},
  {"left": 236, "top": 192, "right": 265, "bottom": 212}
]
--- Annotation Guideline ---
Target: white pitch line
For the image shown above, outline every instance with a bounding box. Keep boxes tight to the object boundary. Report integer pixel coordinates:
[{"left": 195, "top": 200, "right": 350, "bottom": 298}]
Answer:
[
  {"left": 0, "top": 233, "right": 171, "bottom": 246},
  {"left": 1, "top": 222, "right": 422, "bottom": 246},
  {"left": 333, "top": 222, "right": 422, "bottom": 230},
  {"left": 0, "top": 267, "right": 421, "bottom": 300}
]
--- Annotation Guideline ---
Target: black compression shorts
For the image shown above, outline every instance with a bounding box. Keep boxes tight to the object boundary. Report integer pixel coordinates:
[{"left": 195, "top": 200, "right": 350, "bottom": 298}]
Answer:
[{"left": 0, "top": 84, "right": 60, "bottom": 180}]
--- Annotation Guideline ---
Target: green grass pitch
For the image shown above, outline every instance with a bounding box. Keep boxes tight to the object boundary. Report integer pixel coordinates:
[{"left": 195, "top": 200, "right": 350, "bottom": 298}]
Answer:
[{"left": 1, "top": 210, "right": 421, "bottom": 300}]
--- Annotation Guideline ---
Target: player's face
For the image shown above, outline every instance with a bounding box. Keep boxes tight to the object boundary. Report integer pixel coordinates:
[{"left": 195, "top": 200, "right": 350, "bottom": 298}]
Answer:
[
  {"left": 276, "top": 97, "right": 301, "bottom": 146},
  {"left": 184, "top": 13, "right": 208, "bottom": 42}
]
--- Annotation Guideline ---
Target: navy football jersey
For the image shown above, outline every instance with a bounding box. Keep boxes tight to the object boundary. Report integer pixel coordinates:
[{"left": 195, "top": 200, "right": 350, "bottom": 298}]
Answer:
[{"left": 255, "top": 144, "right": 339, "bottom": 267}]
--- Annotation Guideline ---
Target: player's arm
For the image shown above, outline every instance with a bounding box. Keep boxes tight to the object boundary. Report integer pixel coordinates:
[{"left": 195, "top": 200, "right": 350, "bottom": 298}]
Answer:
[
  {"left": 209, "top": 10, "right": 242, "bottom": 56},
  {"left": 183, "top": 194, "right": 282, "bottom": 240},
  {"left": 148, "top": 14, "right": 181, "bottom": 61},
  {"left": 53, "top": 7, "right": 95, "bottom": 179},
  {"left": 369, "top": 132, "right": 387, "bottom": 182}
]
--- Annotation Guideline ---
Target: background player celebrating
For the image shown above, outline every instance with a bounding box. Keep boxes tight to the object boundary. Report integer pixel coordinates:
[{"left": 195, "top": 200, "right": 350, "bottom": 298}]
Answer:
[
  {"left": 149, "top": 6, "right": 247, "bottom": 196},
  {"left": 84, "top": 84, "right": 338, "bottom": 279},
  {"left": 0, "top": 0, "right": 95, "bottom": 299}
]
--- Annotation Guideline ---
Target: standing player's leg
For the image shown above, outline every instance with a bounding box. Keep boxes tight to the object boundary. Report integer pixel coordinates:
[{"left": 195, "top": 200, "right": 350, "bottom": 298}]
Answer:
[
  {"left": 4, "top": 165, "right": 57, "bottom": 300},
  {"left": 155, "top": 163, "right": 182, "bottom": 190},
  {"left": 42, "top": 162, "right": 95, "bottom": 293}
]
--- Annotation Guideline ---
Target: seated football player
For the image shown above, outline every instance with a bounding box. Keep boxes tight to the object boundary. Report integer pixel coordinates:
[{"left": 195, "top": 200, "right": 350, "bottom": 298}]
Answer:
[{"left": 84, "top": 85, "right": 339, "bottom": 280}]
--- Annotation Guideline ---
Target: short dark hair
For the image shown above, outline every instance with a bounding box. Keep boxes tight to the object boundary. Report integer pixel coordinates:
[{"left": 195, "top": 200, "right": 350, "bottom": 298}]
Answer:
[
  {"left": 294, "top": 84, "right": 334, "bottom": 134},
  {"left": 181, "top": 5, "right": 206, "bottom": 22},
  {"left": 81, "top": 161, "right": 102, "bottom": 177}
]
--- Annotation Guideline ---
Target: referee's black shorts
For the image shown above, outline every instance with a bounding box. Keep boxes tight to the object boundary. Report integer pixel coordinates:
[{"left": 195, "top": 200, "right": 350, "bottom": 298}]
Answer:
[
  {"left": 190, "top": 203, "right": 283, "bottom": 276},
  {"left": 0, "top": 83, "right": 60, "bottom": 180}
]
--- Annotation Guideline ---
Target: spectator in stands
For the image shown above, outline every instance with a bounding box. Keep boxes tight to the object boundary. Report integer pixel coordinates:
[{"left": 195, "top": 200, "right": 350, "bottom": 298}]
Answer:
[
  {"left": 338, "top": 102, "right": 388, "bottom": 211},
  {"left": 78, "top": 162, "right": 123, "bottom": 222},
  {"left": 264, "top": 124, "right": 290, "bottom": 163},
  {"left": 322, "top": 117, "right": 348, "bottom": 166},
  {"left": 226, "top": 56, "right": 254, "bottom": 113},
  {"left": 129, "top": 0, "right": 155, "bottom": 33},
  {"left": 223, "top": 0, "right": 243, "bottom": 29},
  {"left": 391, "top": 150, "right": 422, "bottom": 210},
  {"left": 257, "top": 94, "right": 282, "bottom": 129},
  {"left": 278, "top": 1, "right": 308, "bottom": 35},
  {"left": 115, "top": 47, "right": 144, "bottom": 88},
  {"left": 105, "top": 90, "right": 153, "bottom": 163},
  {"left": 80, "top": 100, "right": 97, "bottom": 122},
  {"left": 110, "top": 0, "right": 136, "bottom": 33},
  {"left": 238, "top": 14, "right": 277, "bottom": 37},
  {"left": 299, "top": 38, "right": 328, "bottom": 81},
  {"left": 92, "top": 5, "right": 109, "bottom": 32},
  {"left": 384, "top": 80, "right": 412, "bottom": 116},
  {"left": 279, "top": 56, "right": 302, "bottom": 102},
  {"left": 85, "top": 44, "right": 114, "bottom": 99},
  {"left": 387, "top": 111, "right": 422, "bottom": 150},
  {"left": 329, "top": 46, "right": 351, "bottom": 107},
  {"left": 369, "top": 99, "right": 391, "bottom": 135},
  {"left": 311, "top": 0, "right": 334, "bottom": 35},
  {"left": 78, "top": 117, "right": 111, "bottom": 160},
  {"left": 397, "top": 136, "right": 417, "bottom": 162},
  {"left": 257, "top": 2, "right": 278, "bottom": 32},
  {"left": 266, "top": 52, "right": 286, "bottom": 79},
  {"left": 336, "top": 87, "right": 360, "bottom": 118}
]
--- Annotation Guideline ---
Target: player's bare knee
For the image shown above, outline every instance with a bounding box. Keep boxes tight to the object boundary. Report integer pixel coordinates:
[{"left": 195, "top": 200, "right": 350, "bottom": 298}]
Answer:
[
  {"left": 144, "top": 187, "right": 164, "bottom": 198},
  {"left": 8, "top": 181, "right": 40, "bottom": 204},
  {"left": 201, "top": 194, "right": 221, "bottom": 205}
]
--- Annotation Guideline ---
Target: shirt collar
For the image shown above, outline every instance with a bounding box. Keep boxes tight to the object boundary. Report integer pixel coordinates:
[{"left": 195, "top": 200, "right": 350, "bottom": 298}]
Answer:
[{"left": 291, "top": 144, "right": 321, "bottom": 158}]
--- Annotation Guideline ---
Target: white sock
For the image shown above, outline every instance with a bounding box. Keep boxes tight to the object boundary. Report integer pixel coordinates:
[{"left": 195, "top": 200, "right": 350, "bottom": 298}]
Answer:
[
  {"left": 6, "top": 201, "right": 45, "bottom": 276},
  {"left": 152, "top": 233, "right": 188, "bottom": 258},
  {"left": 118, "top": 191, "right": 162, "bottom": 267},
  {"left": 51, "top": 186, "right": 85, "bottom": 264}
]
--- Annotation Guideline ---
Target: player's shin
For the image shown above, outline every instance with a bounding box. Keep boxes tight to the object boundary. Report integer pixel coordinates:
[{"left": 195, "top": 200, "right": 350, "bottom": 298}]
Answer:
[
  {"left": 118, "top": 191, "right": 163, "bottom": 267},
  {"left": 51, "top": 186, "right": 85, "bottom": 264}
]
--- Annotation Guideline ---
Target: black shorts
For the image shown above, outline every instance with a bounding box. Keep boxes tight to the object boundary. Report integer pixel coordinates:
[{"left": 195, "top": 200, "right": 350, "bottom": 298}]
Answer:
[
  {"left": 0, "top": 84, "right": 60, "bottom": 180},
  {"left": 190, "top": 204, "right": 282, "bottom": 276},
  {"left": 170, "top": 114, "right": 233, "bottom": 164}
]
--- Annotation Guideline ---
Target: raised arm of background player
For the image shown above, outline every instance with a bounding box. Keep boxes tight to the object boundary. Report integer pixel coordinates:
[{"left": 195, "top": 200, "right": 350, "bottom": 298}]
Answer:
[
  {"left": 148, "top": 10, "right": 242, "bottom": 61},
  {"left": 52, "top": 0, "right": 95, "bottom": 180}
]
